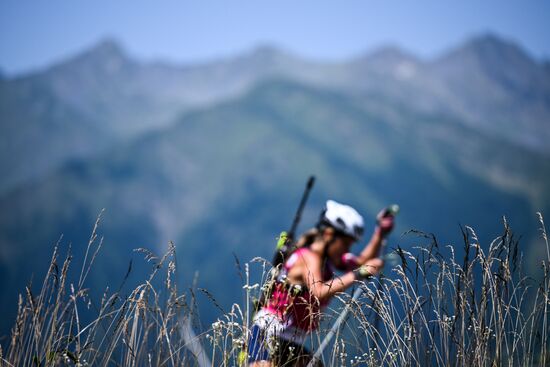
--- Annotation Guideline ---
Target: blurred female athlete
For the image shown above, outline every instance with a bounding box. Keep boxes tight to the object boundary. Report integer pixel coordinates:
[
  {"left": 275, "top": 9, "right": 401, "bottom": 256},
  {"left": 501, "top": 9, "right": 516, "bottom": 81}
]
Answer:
[{"left": 248, "top": 200, "right": 395, "bottom": 366}]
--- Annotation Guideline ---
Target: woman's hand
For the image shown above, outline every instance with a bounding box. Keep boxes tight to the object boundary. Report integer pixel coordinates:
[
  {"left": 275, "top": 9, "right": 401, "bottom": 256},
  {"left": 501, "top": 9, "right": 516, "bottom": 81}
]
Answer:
[{"left": 376, "top": 208, "right": 395, "bottom": 237}]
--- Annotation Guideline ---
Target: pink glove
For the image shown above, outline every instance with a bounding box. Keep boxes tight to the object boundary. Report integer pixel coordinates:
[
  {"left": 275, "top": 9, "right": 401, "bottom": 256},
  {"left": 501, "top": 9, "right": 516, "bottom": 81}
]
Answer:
[
  {"left": 376, "top": 208, "right": 395, "bottom": 237},
  {"left": 341, "top": 252, "right": 360, "bottom": 270}
]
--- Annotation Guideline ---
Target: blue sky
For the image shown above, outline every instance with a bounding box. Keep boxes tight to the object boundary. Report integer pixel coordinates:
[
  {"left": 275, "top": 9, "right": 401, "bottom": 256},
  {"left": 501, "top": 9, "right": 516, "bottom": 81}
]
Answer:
[{"left": 1, "top": 1, "right": 549, "bottom": 76}]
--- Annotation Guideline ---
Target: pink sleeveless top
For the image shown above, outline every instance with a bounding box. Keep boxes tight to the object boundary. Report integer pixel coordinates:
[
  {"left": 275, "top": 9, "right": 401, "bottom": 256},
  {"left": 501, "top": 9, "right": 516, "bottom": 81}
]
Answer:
[{"left": 263, "top": 248, "right": 334, "bottom": 331}]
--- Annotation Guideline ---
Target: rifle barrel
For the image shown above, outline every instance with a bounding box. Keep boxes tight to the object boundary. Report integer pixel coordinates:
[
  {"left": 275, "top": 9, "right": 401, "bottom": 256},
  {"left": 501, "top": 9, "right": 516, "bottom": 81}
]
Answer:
[{"left": 288, "top": 175, "right": 315, "bottom": 240}]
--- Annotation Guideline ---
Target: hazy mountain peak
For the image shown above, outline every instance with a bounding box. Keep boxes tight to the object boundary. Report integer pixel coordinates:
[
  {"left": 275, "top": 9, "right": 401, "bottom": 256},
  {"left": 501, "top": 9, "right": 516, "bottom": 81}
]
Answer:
[
  {"left": 433, "top": 32, "right": 540, "bottom": 88},
  {"left": 50, "top": 37, "right": 132, "bottom": 76},
  {"left": 430, "top": 33, "right": 550, "bottom": 154},
  {"left": 468, "top": 33, "right": 510, "bottom": 49},
  {"left": 88, "top": 38, "right": 127, "bottom": 58},
  {"left": 243, "top": 44, "right": 295, "bottom": 64},
  {"left": 251, "top": 44, "right": 286, "bottom": 56},
  {"left": 437, "top": 32, "right": 535, "bottom": 69},
  {"left": 365, "top": 45, "right": 418, "bottom": 63},
  {"left": 80, "top": 38, "right": 129, "bottom": 64},
  {"left": 350, "top": 45, "right": 420, "bottom": 80}
]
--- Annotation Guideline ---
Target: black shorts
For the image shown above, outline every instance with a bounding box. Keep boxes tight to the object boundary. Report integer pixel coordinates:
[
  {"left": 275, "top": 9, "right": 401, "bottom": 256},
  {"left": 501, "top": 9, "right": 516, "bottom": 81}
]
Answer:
[{"left": 247, "top": 325, "right": 323, "bottom": 367}]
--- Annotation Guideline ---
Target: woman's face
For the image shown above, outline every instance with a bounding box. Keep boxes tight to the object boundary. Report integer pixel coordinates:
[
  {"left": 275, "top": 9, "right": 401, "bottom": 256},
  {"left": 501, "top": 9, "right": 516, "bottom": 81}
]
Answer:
[{"left": 327, "top": 234, "right": 355, "bottom": 270}]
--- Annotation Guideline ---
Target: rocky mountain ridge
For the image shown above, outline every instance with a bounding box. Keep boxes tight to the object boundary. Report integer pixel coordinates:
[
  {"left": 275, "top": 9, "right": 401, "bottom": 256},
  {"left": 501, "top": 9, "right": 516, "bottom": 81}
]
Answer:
[{"left": 2, "top": 33, "right": 548, "bottom": 193}]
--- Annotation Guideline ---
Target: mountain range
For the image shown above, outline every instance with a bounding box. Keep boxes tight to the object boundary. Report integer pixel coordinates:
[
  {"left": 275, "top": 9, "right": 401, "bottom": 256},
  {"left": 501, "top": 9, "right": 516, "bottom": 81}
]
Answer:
[{"left": 0, "top": 33, "right": 549, "bottom": 339}]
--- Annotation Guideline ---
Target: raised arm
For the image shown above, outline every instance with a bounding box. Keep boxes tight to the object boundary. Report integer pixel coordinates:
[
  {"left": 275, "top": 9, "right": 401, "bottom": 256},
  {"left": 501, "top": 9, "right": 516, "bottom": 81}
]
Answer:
[{"left": 356, "top": 211, "right": 395, "bottom": 264}]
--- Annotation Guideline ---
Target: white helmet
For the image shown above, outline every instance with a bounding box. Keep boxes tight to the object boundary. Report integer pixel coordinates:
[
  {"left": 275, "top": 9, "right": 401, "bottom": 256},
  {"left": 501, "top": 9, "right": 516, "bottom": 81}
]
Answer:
[{"left": 318, "top": 200, "right": 364, "bottom": 240}]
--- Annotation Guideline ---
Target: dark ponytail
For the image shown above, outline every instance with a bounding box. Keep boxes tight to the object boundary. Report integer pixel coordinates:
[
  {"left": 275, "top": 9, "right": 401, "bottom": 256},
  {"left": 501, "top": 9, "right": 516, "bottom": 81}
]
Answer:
[{"left": 294, "top": 228, "right": 321, "bottom": 249}]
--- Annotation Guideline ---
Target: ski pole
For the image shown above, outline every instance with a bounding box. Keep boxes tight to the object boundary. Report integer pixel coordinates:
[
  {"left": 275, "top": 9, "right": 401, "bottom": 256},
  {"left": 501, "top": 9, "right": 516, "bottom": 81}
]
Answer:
[
  {"left": 371, "top": 205, "right": 399, "bottom": 334},
  {"left": 308, "top": 285, "right": 364, "bottom": 367},
  {"left": 179, "top": 317, "right": 212, "bottom": 367}
]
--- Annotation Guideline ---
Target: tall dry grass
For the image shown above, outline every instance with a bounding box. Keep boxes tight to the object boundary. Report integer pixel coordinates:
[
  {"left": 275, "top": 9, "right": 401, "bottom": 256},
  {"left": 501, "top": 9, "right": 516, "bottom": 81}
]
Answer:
[
  {"left": 1, "top": 213, "right": 549, "bottom": 366},
  {"left": 316, "top": 214, "right": 550, "bottom": 366}
]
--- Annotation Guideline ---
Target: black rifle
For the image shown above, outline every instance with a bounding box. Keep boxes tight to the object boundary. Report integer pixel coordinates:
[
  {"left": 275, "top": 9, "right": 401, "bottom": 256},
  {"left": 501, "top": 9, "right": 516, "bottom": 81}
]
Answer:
[
  {"left": 271, "top": 175, "right": 315, "bottom": 268},
  {"left": 253, "top": 176, "right": 316, "bottom": 313}
]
